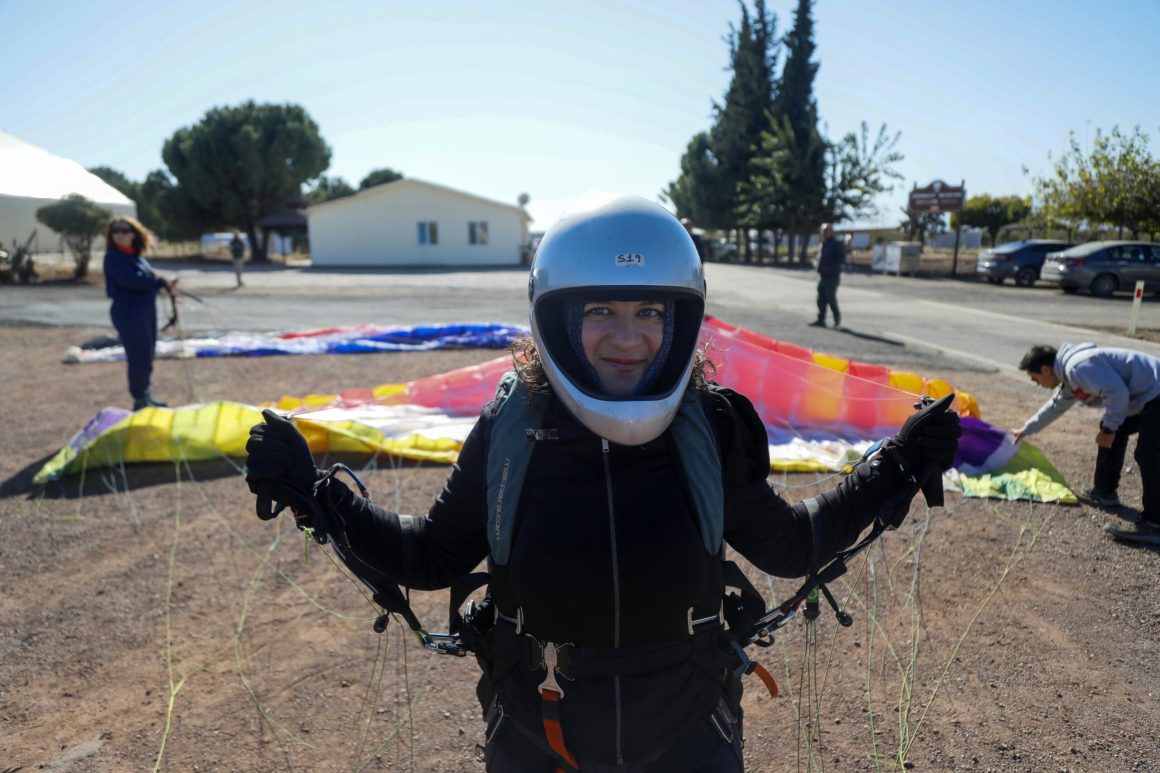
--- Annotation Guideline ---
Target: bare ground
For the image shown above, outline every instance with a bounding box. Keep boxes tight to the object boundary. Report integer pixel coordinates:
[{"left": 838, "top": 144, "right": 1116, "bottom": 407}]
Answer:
[{"left": 1, "top": 324, "right": 1157, "bottom": 772}]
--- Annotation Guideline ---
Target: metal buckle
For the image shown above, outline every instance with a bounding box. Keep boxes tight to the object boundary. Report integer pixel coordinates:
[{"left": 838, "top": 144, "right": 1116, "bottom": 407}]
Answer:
[
  {"left": 495, "top": 606, "right": 523, "bottom": 634},
  {"left": 539, "top": 641, "right": 565, "bottom": 699},
  {"left": 709, "top": 712, "right": 733, "bottom": 743},
  {"left": 484, "top": 702, "right": 505, "bottom": 744},
  {"left": 687, "top": 605, "right": 724, "bottom": 635}
]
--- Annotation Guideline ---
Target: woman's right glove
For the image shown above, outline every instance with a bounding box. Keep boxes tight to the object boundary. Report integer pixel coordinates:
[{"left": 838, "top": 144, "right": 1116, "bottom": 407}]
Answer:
[{"left": 244, "top": 409, "right": 320, "bottom": 525}]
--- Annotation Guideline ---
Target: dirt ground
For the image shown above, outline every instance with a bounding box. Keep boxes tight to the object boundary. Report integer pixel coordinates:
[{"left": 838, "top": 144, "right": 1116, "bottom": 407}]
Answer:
[{"left": 1, "top": 323, "right": 1158, "bottom": 772}]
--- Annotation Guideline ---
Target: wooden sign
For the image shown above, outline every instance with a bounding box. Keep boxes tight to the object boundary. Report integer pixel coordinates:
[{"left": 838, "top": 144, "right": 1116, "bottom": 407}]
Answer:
[{"left": 908, "top": 180, "right": 966, "bottom": 213}]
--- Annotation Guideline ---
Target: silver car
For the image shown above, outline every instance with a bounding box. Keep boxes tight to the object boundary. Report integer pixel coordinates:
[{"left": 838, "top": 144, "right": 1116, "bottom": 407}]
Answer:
[{"left": 1040, "top": 241, "right": 1160, "bottom": 297}]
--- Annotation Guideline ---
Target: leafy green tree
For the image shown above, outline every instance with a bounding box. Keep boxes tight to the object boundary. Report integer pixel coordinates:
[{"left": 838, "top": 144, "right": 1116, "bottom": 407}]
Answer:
[
  {"left": 951, "top": 194, "right": 1030, "bottom": 247},
  {"left": 139, "top": 170, "right": 209, "bottom": 243},
  {"left": 736, "top": 120, "right": 795, "bottom": 258},
  {"left": 88, "top": 166, "right": 177, "bottom": 239},
  {"left": 1030, "top": 125, "right": 1159, "bottom": 239},
  {"left": 307, "top": 175, "right": 356, "bottom": 204},
  {"left": 899, "top": 208, "right": 946, "bottom": 245},
  {"left": 823, "top": 122, "right": 904, "bottom": 226},
  {"left": 35, "top": 194, "right": 112, "bottom": 278},
  {"left": 665, "top": 132, "right": 728, "bottom": 231},
  {"left": 1087, "top": 126, "right": 1157, "bottom": 238},
  {"left": 161, "top": 101, "right": 331, "bottom": 261},
  {"left": 359, "top": 167, "right": 404, "bottom": 189},
  {"left": 87, "top": 166, "right": 138, "bottom": 201}
]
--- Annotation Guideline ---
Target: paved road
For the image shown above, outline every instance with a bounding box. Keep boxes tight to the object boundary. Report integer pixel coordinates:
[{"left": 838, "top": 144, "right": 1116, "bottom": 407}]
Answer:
[{"left": 1, "top": 261, "right": 1156, "bottom": 379}]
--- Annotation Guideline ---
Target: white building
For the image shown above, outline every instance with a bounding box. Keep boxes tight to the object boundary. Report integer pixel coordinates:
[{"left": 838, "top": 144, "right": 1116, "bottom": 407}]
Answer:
[
  {"left": 307, "top": 178, "right": 530, "bottom": 267},
  {"left": 0, "top": 130, "right": 136, "bottom": 251}
]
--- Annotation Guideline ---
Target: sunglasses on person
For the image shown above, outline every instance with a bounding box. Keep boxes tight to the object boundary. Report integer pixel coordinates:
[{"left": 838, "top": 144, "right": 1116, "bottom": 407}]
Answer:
[{"left": 111, "top": 225, "right": 134, "bottom": 234}]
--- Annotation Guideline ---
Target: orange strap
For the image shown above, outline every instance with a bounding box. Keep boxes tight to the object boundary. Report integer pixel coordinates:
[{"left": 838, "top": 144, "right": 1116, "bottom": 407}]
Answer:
[
  {"left": 540, "top": 689, "right": 580, "bottom": 772},
  {"left": 751, "top": 660, "right": 779, "bottom": 698}
]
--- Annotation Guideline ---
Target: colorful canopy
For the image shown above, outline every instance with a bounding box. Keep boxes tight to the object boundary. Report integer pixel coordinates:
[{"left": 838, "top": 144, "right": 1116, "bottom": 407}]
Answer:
[
  {"left": 64, "top": 322, "right": 526, "bottom": 363},
  {"left": 35, "top": 316, "right": 1074, "bottom": 503}
]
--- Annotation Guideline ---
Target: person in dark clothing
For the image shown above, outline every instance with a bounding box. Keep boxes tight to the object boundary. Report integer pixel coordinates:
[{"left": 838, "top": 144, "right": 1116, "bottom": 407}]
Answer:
[
  {"left": 809, "top": 223, "right": 845, "bottom": 328},
  {"left": 243, "top": 196, "right": 960, "bottom": 772},
  {"left": 681, "top": 217, "right": 708, "bottom": 263},
  {"left": 102, "top": 216, "right": 175, "bottom": 410},
  {"left": 229, "top": 232, "right": 246, "bottom": 287},
  {"left": 1013, "top": 343, "right": 1160, "bottom": 529}
]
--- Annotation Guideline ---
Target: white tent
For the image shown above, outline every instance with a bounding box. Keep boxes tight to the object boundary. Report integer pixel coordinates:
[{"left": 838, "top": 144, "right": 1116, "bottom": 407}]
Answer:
[{"left": 0, "top": 130, "right": 136, "bottom": 252}]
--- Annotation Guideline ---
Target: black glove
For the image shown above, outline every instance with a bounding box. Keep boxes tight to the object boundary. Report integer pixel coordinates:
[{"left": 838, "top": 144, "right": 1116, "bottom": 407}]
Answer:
[
  {"left": 893, "top": 393, "right": 962, "bottom": 508},
  {"left": 245, "top": 409, "right": 319, "bottom": 524}
]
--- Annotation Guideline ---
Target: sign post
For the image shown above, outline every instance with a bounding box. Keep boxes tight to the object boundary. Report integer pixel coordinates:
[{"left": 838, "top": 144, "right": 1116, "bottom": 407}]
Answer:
[
  {"left": 907, "top": 180, "right": 966, "bottom": 276},
  {"left": 1128, "top": 280, "right": 1146, "bottom": 336}
]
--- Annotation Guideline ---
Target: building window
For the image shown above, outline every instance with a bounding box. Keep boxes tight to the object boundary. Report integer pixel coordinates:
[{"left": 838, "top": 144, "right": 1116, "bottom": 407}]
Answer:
[
  {"left": 418, "top": 221, "right": 438, "bottom": 245},
  {"left": 468, "top": 221, "right": 489, "bottom": 245}
]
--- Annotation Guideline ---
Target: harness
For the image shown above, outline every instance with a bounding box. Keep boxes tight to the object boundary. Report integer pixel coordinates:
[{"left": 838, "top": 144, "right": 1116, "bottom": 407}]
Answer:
[
  {"left": 290, "top": 381, "right": 927, "bottom": 770},
  {"left": 484, "top": 371, "right": 723, "bottom": 564}
]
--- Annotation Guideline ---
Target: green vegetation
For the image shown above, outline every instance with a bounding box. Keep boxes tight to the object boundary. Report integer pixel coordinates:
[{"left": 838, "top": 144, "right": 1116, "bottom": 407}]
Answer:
[
  {"left": 306, "top": 175, "right": 357, "bottom": 205},
  {"left": 1030, "top": 125, "right": 1160, "bottom": 241},
  {"left": 161, "top": 101, "right": 331, "bottom": 262},
  {"left": 35, "top": 194, "right": 111, "bottom": 278},
  {"left": 952, "top": 195, "right": 1031, "bottom": 247},
  {"left": 359, "top": 167, "right": 405, "bottom": 190},
  {"left": 667, "top": 0, "right": 904, "bottom": 262}
]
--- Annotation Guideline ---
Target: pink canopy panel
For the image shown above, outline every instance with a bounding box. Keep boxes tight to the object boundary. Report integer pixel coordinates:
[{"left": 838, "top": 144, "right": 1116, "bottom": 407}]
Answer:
[{"left": 399, "top": 316, "right": 979, "bottom": 437}]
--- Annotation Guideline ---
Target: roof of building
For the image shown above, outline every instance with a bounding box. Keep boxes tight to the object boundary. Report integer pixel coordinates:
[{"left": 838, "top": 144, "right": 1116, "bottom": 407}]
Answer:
[
  {"left": 307, "top": 177, "right": 529, "bottom": 220},
  {"left": 0, "top": 130, "right": 135, "bottom": 206}
]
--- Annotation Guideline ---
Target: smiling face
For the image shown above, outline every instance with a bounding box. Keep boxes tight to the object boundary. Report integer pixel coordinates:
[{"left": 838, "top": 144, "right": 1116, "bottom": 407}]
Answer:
[
  {"left": 580, "top": 300, "right": 667, "bottom": 396},
  {"left": 1027, "top": 364, "right": 1060, "bottom": 389}
]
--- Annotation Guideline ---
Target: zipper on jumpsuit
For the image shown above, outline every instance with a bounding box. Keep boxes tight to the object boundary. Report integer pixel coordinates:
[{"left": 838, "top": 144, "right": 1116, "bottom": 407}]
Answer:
[{"left": 600, "top": 438, "right": 624, "bottom": 764}]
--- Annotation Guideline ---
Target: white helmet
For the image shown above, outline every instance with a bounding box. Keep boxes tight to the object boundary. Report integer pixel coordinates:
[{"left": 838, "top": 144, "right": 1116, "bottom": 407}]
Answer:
[{"left": 528, "top": 195, "right": 706, "bottom": 446}]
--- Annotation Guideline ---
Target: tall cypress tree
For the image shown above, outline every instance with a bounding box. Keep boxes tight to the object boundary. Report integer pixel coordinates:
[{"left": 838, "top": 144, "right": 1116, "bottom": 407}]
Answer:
[
  {"left": 773, "top": 0, "right": 825, "bottom": 256},
  {"left": 707, "top": 1, "right": 778, "bottom": 254},
  {"left": 665, "top": 132, "right": 725, "bottom": 230}
]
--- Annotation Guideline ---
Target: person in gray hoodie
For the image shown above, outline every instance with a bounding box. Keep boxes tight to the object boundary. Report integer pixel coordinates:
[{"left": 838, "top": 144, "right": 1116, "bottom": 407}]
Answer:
[{"left": 1013, "top": 343, "right": 1160, "bottom": 529}]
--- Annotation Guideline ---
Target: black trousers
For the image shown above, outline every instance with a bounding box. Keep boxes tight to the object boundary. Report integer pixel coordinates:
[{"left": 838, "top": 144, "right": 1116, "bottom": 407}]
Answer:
[
  {"left": 1093, "top": 398, "right": 1160, "bottom": 520},
  {"left": 483, "top": 702, "right": 744, "bottom": 772},
  {"left": 110, "top": 298, "right": 158, "bottom": 400},
  {"left": 815, "top": 274, "right": 840, "bottom": 324}
]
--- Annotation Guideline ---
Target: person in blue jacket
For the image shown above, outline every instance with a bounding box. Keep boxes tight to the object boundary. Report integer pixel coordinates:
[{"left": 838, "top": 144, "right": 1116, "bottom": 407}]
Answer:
[
  {"left": 102, "top": 216, "right": 175, "bottom": 410},
  {"left": 1014, "top": 343, "right": 1160, "bottom": 528}
]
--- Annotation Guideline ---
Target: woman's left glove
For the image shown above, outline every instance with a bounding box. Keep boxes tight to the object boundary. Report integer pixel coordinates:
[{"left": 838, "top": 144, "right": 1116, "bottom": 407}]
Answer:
[
  {"left": 892, "top": 393, "right": 961, "bottom": 510},
  {"left": 245, "top": 409, "right": 320, "bottom": 523}
]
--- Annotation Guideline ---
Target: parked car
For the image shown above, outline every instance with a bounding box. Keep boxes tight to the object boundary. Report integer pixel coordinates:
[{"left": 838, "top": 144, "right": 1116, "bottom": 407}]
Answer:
[
  {"left": 974, "top": 239, "right": 1073, "bottom": 287},
  {"left": 711, "top": 238, "right": 738, "bottom": 262},
  {"left": 1040, "top": 241, "right": 1160, "bottom": 297}
]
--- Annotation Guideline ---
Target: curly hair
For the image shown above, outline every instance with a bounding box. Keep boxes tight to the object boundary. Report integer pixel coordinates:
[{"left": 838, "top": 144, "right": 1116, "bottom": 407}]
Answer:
[
  {"left": 105, "top": 215, "right": 157, "bottom": 256},
  {"left": 508, "top": 334, "right": 715, "bottom": 393}
]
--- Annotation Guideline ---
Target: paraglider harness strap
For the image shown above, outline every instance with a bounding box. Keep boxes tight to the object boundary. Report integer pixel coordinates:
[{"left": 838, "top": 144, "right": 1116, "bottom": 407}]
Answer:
[
  {"left": 719, "top": 561, "right": 779, "bottom": 698},
  {"left": 160, "top": 286, "right": 205, "bottom": 332},
  {"left": 505, "top": 617, "right": 722, "bottom": 773},
  {"left": 370, "top": 570, "right": 492, "bottom": 656},
  {"left": 302, "top": 464, "right": 490, "bottom": 654},
  {"left": 730, "top": 519, "right": 889, "bottom": 695}
]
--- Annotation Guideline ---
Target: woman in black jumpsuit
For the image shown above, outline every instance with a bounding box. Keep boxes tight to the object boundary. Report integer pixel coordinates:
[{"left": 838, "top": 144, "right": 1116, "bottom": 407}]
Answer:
[{"left": 244, "top": 196, "right": 960, "bottom": 772}]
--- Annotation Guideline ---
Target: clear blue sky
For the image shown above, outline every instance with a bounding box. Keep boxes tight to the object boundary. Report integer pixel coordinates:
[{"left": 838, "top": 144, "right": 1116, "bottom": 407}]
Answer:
[{"left": 3, "top": 0, "right": 1157, "bottom": 229}]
